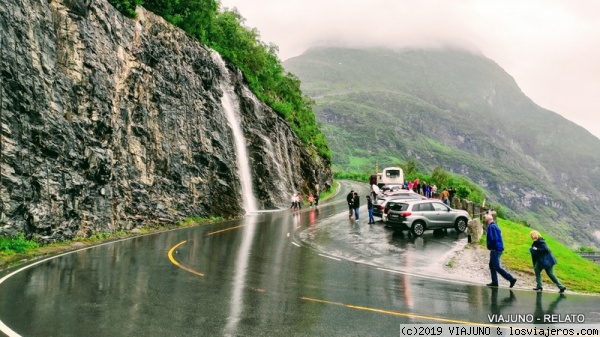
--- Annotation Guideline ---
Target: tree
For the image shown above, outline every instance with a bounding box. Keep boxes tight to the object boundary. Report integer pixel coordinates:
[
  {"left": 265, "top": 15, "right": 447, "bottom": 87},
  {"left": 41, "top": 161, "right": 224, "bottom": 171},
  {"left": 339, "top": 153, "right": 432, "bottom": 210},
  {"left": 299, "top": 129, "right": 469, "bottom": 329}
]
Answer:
[
  {"left": 402, "top": 159, "right": 419, "bottom": 176},
  {"left": 431, "top": 166, "right": 449, "bottom": 187}
]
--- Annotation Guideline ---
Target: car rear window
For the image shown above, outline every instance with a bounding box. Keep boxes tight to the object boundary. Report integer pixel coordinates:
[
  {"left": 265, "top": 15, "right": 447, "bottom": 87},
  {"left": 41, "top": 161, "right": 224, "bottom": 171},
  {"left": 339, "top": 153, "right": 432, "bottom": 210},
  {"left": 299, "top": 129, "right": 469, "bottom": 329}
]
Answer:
[{"left": 389, "top": 203, "right": 409, "bottom": 211}]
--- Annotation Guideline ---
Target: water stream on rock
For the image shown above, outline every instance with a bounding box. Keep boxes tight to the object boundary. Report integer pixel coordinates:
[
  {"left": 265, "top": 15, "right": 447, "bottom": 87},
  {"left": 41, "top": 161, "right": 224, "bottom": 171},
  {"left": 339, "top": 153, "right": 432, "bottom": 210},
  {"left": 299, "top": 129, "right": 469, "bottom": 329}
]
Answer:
[{"left": 211, "top": 52, "right": 258, "bottom": 214}]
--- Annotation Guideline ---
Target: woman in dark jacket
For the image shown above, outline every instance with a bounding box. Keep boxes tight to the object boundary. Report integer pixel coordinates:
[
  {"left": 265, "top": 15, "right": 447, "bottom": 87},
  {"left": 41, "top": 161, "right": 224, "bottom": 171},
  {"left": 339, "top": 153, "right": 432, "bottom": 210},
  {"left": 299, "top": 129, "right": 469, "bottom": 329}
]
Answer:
[{"left": 530, "top": 230, "right": 566, "bottom": 293}]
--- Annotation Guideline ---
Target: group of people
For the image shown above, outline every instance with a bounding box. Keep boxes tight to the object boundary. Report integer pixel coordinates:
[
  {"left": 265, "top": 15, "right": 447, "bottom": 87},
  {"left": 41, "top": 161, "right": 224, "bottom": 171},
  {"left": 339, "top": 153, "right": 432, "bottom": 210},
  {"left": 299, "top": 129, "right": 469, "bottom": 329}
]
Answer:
[
  {"left": 346, "top": 190, "right": 376, "bottom": 224},
  {"left": 484, "top": 214, "right": 566, "bottom": 293},
  {"left": 387, "top": 179, "right": 457, "bottom": 203},
  {"left": 290, "top": 192, "right": 320, "bottom": 210}
]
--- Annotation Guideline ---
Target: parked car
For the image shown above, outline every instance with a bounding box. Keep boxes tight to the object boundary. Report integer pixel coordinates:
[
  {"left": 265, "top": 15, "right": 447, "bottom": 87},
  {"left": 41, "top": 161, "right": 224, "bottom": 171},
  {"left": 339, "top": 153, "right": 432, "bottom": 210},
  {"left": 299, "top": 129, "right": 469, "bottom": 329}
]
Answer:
[
  {"left": 385, "top": 199, "right": 470, "bottom": 236},
  {"left": 381, "top": 184, "right": 404, "bottom": 195},
  {"left": 372, "top": 191, "right": 426, "bottom": 219}
]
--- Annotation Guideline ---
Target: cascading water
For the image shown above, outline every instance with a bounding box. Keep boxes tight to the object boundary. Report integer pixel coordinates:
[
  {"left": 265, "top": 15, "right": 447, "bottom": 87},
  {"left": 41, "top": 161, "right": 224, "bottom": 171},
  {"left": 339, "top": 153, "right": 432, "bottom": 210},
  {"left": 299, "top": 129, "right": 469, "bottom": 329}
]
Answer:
[
  {"left": 211, "top": 52, "right": 258, "bottom": 214},
  {"left": 242, "top": 87, "right": 294, "bottom": 206}
]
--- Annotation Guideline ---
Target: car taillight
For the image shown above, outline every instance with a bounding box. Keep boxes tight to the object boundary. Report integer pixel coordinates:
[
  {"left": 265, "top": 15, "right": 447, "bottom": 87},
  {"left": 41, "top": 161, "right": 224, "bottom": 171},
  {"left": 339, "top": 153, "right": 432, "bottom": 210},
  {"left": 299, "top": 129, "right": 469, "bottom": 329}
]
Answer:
[
  {"left": 400, "top": 211, "right": 412, "bottom": 217},
  {"left": 380, "top": 205, "right": 385, "bottom": 210}
]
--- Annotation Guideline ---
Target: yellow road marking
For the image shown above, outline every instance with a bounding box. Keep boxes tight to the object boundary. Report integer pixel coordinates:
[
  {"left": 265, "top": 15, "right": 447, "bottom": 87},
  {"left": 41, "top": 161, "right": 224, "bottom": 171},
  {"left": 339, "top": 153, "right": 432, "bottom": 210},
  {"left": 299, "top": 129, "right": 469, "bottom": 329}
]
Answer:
[
  {"left": 206, "top": 224, "right": 246, "bottom": 236},
  {"left": 167, "top": 223, "right": 247, "bottom": 277},
  {"left": 300, "top": 297, "right": 508, "bottom": 329},
  {"left": 167, "top": 240, "right": 204, "bottom": 277}
]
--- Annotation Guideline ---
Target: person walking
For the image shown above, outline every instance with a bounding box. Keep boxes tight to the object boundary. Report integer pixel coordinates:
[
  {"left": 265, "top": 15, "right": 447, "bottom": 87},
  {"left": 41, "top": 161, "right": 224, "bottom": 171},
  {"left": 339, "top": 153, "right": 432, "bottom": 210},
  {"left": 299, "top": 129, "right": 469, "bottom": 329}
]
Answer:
[
  {"left": 314, "top": 192, "right": 320, "bottom": 206},
  {"left": 530, "top": 230, "right": 566, "bottom": 293},
  {"left": 366, "top": 195, "right": 375, "bottom": 224},
  {"left": 296, "top": 193, "right": 302, "bottom": 209},
  {"left": 347, "top": 190, "right": 354, "bottom": 219},
  {"left": 441, "top": 188, "right": 450, "bottom": 205},
  {"left": 308, "top": 194, "right": 314, "bottom": 207},
  {"left": 353, "top": 192, "right": 360, "bottom": 221},
  {"left": 485, "top": 214, "right": 517, "bottom": 288}
]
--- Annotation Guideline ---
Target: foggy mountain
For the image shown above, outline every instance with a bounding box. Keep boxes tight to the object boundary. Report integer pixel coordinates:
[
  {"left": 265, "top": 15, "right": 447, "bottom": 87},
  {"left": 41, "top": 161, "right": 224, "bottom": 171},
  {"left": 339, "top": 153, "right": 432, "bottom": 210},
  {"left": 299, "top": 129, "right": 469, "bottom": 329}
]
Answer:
[{"left": 285, "top": 46, "right": 600, "bottom": 247}]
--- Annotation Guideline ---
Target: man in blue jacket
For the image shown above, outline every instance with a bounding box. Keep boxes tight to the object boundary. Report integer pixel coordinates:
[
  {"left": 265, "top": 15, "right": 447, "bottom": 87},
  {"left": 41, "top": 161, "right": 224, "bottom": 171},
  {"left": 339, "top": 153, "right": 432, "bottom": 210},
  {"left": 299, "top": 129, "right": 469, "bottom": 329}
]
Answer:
[{"left": 485, "top": 214, "right": 517, "bottom": 288}]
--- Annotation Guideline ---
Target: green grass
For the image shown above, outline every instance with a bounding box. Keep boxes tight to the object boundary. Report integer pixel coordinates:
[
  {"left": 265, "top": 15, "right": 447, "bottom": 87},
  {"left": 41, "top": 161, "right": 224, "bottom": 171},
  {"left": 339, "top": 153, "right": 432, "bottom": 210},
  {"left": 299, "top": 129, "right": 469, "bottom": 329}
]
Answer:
[
  {"left": 485, "top": 218, "right": 600, "bottom": 293},
  {"left": 177, "top": 216, "right": 223, "bottom": 227},
  {"left": 319, "top": 181, "right": 340, "bottom": 202},
  {"left": 0, "top": 234, "right": 39, "bottom": 255}
]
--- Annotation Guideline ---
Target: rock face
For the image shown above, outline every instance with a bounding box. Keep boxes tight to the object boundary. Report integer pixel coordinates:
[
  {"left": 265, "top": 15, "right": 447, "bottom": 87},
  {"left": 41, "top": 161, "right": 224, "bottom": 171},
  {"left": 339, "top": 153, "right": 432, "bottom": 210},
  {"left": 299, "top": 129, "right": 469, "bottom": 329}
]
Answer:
[{"left": 0, "top": 0, "right": 332, "bottom": 241}]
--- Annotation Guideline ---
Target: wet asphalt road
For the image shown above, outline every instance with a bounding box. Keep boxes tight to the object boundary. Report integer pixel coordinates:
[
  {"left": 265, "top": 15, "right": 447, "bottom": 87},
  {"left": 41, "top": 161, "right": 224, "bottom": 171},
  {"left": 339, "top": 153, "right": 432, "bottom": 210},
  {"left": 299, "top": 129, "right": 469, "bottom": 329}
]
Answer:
[{"left": 0, "top": 181, "right": 599, "bottom": 337}]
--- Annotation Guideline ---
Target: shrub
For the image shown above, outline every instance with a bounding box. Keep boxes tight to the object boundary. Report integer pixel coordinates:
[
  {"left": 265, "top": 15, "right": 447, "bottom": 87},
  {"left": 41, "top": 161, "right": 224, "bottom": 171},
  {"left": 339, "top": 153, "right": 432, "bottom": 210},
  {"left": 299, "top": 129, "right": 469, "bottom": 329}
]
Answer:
[
  {"left": 575, "top": 246, "right": 597, "bottom": 253},
  {"left": 0, "top": 234, "right": 39, "bottom": 254}
]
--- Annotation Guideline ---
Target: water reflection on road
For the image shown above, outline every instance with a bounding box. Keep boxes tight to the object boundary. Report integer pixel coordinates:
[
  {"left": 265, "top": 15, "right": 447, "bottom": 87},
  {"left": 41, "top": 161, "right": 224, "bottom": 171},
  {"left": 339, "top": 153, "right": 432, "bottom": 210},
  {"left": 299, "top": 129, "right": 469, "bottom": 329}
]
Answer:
[
  {"left": 224, "top": 215, "right": 258, "bottom": 336},
  {"left": 296, "top": 210, "right": 467, "bottom": 278},
  {"left": 1, "top": 181, "right": 599, "bottom": 337}
]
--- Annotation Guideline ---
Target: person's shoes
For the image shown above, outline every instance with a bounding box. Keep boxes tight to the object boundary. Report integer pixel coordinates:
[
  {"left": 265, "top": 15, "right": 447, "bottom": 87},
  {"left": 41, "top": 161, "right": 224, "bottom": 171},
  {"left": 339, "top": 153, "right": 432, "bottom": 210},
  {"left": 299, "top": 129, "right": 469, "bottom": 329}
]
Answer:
[
  {"left": 486, "top": 283, "right": 498, "bottom": 287},
  {"left": 559, "top": 286, "right": 567, "bottom": 293},
  {"left": 510, "top": 278, "right": 517, "bottom": 288},
  {"left": 533, "top": 287, "right": 543, "bottom": 291}
]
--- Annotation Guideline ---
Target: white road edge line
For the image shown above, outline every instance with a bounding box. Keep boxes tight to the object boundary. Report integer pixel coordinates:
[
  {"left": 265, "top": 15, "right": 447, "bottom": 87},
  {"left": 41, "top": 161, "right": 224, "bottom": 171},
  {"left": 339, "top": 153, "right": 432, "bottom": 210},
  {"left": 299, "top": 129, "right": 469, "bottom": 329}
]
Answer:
[
  {"left": 318, "top": 254, "right": 341, "bottom": 261},
  {"left": 376, "top": 267, "right": 470, "bottom": 285},
  {"left": 292, "top": 242, "right": 301, "bottom": 248}
]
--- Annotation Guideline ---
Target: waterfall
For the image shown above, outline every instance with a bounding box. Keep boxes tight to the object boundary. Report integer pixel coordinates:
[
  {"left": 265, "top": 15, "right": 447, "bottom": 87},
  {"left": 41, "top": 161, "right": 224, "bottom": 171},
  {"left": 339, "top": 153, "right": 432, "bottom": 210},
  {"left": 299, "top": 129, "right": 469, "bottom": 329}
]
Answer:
[
  {"left": 258, "top": 134, "right": 291, "bottom": 199},
  {"left": 211, "top": 52, "right": 258, "bottom": 214}
]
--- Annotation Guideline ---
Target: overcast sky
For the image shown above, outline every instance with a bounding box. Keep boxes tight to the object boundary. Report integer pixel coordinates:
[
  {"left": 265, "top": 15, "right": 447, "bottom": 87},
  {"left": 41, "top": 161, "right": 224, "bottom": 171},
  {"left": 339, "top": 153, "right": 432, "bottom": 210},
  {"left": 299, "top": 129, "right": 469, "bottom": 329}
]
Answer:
[{"left": 219, "top": 0, "right": 600, "bottom": 140}]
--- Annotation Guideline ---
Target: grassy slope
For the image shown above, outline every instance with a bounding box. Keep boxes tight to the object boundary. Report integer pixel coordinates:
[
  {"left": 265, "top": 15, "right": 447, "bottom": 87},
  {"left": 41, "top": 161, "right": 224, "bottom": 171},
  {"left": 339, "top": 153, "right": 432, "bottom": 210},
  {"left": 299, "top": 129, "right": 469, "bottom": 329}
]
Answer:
[{"left": 491, "top": 218, "right": 600, "bottom": 293}]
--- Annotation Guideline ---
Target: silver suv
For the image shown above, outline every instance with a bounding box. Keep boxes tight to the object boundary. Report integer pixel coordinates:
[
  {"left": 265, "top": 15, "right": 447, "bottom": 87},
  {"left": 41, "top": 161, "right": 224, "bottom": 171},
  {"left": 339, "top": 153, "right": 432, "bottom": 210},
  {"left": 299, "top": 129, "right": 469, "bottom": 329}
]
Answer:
[
  {"left": 372, "top": 191, "right": 426, "bottom": 219},
  {"left": 385, "top": 199, "right": 470, "bottom": 236}
]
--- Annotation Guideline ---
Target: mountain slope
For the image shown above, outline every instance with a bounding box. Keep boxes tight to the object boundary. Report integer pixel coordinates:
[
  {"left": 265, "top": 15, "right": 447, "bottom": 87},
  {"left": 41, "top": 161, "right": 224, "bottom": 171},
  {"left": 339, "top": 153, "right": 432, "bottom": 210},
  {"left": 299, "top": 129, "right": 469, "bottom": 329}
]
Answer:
[{"left": 284, "top": 47, "right": 600, "bottom": 247}]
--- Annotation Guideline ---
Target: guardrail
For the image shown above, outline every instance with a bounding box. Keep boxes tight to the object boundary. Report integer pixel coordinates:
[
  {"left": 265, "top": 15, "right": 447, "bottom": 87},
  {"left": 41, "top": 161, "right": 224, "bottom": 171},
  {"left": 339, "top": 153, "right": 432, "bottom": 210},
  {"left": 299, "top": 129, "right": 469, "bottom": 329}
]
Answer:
[{"left": 576, "top": 252, "right": 600, "bottom": 261}]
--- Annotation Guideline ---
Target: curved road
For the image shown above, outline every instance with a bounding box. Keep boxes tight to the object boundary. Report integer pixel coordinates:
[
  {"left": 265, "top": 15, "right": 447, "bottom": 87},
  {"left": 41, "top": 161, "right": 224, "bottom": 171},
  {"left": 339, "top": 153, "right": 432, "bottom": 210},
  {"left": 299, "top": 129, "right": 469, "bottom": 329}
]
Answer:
[{"left": 1, "top": 181, "right": 599, "bottom": 336}]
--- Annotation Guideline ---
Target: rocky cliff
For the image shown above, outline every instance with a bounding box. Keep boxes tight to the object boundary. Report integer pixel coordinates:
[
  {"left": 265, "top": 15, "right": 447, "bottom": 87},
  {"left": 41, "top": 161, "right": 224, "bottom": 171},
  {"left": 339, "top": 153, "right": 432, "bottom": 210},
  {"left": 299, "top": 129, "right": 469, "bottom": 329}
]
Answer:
[{"left": 0, "top": 0, "right": 332, "bottom": 242}]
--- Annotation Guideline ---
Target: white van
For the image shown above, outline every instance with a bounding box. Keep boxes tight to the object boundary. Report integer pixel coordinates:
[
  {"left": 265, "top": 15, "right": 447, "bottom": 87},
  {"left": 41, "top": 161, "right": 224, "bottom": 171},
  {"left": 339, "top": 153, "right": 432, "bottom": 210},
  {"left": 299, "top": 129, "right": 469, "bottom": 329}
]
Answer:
[{"left": 380, "top": 167, "right": 404, "bottom": 186}]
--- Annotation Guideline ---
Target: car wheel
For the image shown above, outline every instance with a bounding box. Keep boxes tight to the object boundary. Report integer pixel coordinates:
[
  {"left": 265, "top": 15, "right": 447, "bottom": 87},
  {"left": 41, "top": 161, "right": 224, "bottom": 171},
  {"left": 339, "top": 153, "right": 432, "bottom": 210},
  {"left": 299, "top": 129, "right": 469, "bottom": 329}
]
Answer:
[
  {"left": 411, "top": 221, "right": 425, "bottom": 236},
  {"left": 454, "top": 218, "right": 467, "bottom": 233}
]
